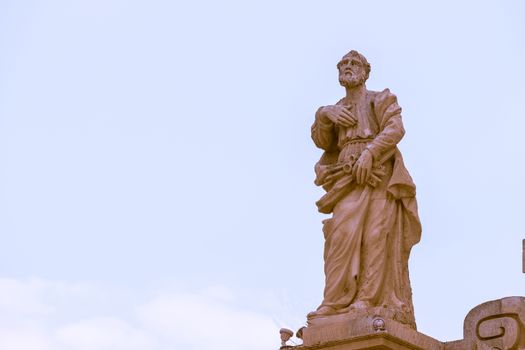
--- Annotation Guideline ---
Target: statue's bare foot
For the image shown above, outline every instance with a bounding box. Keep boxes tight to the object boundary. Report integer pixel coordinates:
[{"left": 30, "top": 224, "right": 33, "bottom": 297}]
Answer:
[
  {"left": 349, "top": 300, "right": 371, "bottom": 310},
  {"left": 307, "top": 306, "right": 336, "bottom": 318}
]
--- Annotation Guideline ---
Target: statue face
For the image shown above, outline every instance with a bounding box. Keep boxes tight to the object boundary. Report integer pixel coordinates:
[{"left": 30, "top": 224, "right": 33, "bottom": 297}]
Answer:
[{"left": 338, "top": 55, "right": 367, "bottom": 88}]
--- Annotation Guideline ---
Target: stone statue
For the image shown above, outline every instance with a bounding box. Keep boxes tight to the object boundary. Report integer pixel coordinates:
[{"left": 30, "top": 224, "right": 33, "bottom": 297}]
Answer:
[{"left": 308, "top": 50, "right": 422, "bottom": 328}]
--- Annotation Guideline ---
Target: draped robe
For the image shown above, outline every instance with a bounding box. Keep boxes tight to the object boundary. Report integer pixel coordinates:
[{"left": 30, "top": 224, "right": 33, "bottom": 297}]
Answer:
[{"left": 311, "top": 88, "right": 422, "bottom": 328}]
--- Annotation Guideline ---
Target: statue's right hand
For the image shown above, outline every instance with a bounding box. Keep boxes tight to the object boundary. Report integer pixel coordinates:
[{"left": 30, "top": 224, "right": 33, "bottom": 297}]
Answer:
[{"left": 320, "top": 105, "right": 357, "bottom": 127}]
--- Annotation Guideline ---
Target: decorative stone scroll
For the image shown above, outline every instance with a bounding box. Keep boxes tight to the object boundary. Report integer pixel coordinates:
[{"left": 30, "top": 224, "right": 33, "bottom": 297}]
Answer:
[{"left": 461, "top": 297, "right": 525, "bottom": 350}]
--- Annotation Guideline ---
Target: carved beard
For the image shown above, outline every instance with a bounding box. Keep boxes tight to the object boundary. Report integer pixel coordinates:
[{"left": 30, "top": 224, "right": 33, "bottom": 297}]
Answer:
[{"left": 339, "top": 70, "right": 367, "bottom": 88}]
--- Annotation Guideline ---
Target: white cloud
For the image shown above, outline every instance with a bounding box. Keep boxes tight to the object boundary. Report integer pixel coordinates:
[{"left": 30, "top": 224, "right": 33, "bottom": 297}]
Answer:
[
  {"left": 0, "top": 327, "right": 54, "bottom": 350},
  {"left": 56, "top": 317, "right": 157, "bottom": 350},
  {"left": 0, "top": 278, "right": 281, "bottom": 350},
  {"left": 138, "top": 292, "right": 279, "bottom": 350},
  {"left": 0, "top": 278, "right": 55, "bottom": 315},
  {"left": 199, "top": 284, "right": 236, "bottom": 303}
]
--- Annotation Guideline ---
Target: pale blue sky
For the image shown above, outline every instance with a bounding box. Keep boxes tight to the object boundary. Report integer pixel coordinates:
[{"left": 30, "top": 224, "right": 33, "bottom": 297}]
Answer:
[{"left": 0, "top": 1, "right": 524, "bottom": 349}]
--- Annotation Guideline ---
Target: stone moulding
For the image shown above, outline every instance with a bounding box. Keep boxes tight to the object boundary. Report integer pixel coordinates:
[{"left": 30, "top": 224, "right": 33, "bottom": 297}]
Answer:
[{"left": 289, "top": 297, "right": 525, "bottom": 350}]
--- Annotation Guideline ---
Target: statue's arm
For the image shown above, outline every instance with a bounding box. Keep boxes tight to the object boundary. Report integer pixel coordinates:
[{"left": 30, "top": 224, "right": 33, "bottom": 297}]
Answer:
[
  {"left": 311, "top": 107, "right": 338, "bottom": 151},
  {"left": 366, "top": 90, "right": 405, "bottom": 160},
  {"left": 366, "top": 114, "right": 404, "bottom": 160}
]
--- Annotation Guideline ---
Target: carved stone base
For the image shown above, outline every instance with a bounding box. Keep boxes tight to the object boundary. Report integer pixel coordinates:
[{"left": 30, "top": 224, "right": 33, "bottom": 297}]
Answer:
[
  {"left": 296, "top": 332, "right": 438, "bottom": 350},
  {"left": 290, "top": 297, "right": 525, "bottom": 350},
  {"left": 300, "top": 309, "right": 441, "bottom": 350}
]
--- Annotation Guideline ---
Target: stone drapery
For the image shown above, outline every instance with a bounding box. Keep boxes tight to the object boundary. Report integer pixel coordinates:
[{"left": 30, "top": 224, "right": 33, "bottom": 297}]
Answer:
[{"left": 311, "top": 89, "right": 421, "bottom": 327}]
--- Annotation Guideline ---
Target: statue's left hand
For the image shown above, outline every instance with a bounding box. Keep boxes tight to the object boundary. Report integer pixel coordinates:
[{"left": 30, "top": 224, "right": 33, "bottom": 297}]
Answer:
[{"left": 353, "top": 149, "right": 373, "bottom": 185}]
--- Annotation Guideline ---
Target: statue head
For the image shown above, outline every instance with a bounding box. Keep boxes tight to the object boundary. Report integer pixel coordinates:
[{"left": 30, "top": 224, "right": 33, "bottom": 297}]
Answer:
[{"left": 337, "top": 50, "right": 371, "bottom": 88}]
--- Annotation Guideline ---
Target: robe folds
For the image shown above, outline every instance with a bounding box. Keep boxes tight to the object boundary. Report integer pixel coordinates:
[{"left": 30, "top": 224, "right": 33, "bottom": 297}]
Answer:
[{"left": 311, "top": 88, "right": 422, "bottom": 328}]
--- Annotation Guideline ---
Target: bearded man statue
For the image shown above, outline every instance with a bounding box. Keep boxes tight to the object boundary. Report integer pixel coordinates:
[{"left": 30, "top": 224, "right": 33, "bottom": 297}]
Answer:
[{"left": 308, "top": 50, "right": 422, "bottom": 328}]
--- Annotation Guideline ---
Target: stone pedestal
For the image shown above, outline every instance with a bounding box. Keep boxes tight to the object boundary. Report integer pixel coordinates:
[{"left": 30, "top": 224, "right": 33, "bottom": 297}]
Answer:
[
  {"left": 298, "top": 310, "right": 441, "bottom": 350},
  {"left": 287, "top": 297, "right": 525, "bottom": 350},
  {"left": 294, "top": 332, "right": 437, "bottom": 350}
]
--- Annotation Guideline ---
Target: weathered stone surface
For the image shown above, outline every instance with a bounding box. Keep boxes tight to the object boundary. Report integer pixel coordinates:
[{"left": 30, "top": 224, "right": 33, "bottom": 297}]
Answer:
[
  {"left": 308, "top": 50, "right": 421, "bottom": 329},
  {"left": 302, "top": 309, "right": 441, "bottom": 350},
  {"left": 283, "top": 49, "right": 525, "bottom": 350},
  {"left": 453, "top": 296, "right": 525, "bottom": 350},
  {"left": 298, "top": 332, "right": 440, "bottom": 350},
  {"left": 287, "top": 297, "right": 525, "bottom": 350}
]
